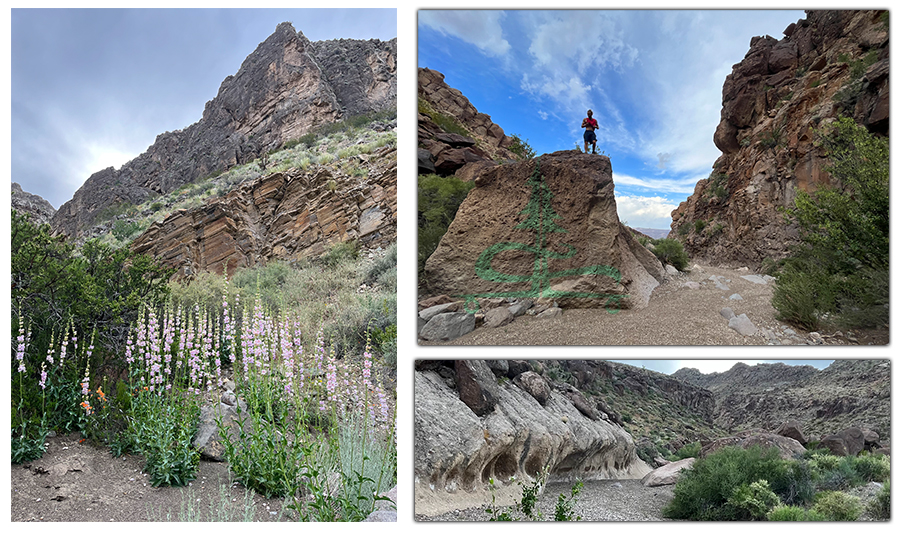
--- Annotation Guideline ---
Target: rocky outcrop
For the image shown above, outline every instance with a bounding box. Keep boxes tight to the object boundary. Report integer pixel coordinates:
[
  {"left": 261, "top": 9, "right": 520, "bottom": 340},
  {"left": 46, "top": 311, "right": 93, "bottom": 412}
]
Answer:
[
  {"left": 423, "top": 151, "right": 666, "bottom": 310},
  {"left": 131, "top": 149, "right": 396, "bottom": 277},
  {"left": 673, "top": 360, "right": 891, "bottom": 445},
  {"left": 11, "top": 182, "right": 56, "bottom": 225},
  {"left": 418, "top": 67, "right": 517, "bottom": 177},
  {"left": 415, "top": 359, "right": 650, "bottom": 514},
  {"left": 671, "top": 10, "right": 889, "bottom": 267},
  {"left": 52, "top": 23, "right": 397, "bottom": 239}
]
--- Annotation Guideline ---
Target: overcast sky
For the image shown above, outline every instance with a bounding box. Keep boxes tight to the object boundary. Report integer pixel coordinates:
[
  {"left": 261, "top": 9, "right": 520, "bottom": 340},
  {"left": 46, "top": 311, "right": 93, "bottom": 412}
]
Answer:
[
  {"left": 419, "top": 9, "right": 805, "bottom": 230},
  {"left": 11, "top": 8, "right": 397, "bottom": 209}
]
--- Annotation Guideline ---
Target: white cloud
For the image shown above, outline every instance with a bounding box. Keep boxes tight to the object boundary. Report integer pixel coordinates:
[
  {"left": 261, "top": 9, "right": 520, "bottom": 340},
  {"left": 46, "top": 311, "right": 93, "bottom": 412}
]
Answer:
[
  {"left": 613, "top": 173, "right": 700, "bottom": 195},
  {"left": 419, "top": 10, "right": 511, "bottom": 57},
  {"left": 614, "top": 194, "right": 678, "bottom": 229},
  {"left": 537, "top": 110, "right": 549, "bottom": 120}
]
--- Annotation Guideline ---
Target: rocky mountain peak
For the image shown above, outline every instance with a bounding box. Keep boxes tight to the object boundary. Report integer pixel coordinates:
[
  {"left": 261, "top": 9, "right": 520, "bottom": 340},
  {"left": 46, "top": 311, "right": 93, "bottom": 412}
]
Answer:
[
  {"left": 671, "top": 9, "right": 888, "bottom": 267},
  {"left": 11, "top": 182, "right": 56, "bottom": 226},
  {"left": 50, "top": 22, "right": 397, "bottom": 240}
]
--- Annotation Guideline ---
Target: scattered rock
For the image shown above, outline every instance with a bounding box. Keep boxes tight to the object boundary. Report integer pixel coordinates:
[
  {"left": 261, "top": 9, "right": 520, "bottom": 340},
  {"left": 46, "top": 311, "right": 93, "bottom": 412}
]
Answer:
[
  {"left": 727, "top": 313, "right": 758, "bottom": 336},
  {"left": 484, "top": 307, "right": 514, "bottom": 329},
  {"left": 419, "top": 312, "right": 475, "bottom": 341}
]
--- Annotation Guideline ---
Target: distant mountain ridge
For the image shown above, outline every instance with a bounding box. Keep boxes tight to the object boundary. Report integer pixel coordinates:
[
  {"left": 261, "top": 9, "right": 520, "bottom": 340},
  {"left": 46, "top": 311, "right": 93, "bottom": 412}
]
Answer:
[
  {"left": 51, "top": 22, "right": 397, "bottom": 239},
  {"left": 672, "top": 360, "right": 890, "bottom": 444}
]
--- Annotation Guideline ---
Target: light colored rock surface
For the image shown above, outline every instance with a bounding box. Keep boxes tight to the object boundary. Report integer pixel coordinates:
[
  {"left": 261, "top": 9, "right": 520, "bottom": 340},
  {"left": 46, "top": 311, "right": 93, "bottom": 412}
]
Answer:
[{"left": 641, "top": 458, "right": 695, "bottom": 487}]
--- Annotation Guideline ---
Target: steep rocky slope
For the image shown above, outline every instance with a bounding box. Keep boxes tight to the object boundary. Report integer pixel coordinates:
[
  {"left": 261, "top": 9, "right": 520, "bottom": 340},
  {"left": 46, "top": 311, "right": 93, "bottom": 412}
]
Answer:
[
  {"left": 52, "top": 23, "right": 396, "bottom": 239},
  {"left": 11, "top": 182, "right": 56, "bottom": 225},
  {"left": 671, "top": 10, "right": 888, "bottom": 267},
  {"left": 672, "top": 360, "right": 891, "bottom": 445},
  {"left": 131, "top": 146, "right": 396, "bottom": 276},
  {"left": 418, "top": 67, "right": 519, "bottom": 179}
]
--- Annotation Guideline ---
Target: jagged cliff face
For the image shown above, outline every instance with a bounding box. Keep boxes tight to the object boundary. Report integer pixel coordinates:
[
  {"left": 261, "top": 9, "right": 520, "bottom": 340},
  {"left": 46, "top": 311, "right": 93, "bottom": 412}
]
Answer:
[
  {"left": 131, "top": 147, "right": 397, "bottom": 277},
  {"left": 11, "top": 182, "right": 56, "bottom": 225},
  {"left": 418, "top": 67, "right": 518, "bottom": 179},
  {"left": 51, "top": 23, "right": 397, "bottom": 239},
  {"left": 671, "top": 10, "right": 888, "bottom": 267}
]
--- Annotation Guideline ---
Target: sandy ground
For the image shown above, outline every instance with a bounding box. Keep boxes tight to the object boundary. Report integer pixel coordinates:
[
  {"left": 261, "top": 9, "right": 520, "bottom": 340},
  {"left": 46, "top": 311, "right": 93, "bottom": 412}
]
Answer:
[
  {"left": 415, "top": 479, "right": 675, "bottom": 521},
  {"left": 420, "top": 263, "right": 887, "bottom": 346},
  {"left": 10, "top": 432, "right": 291, "bottom": 522}
]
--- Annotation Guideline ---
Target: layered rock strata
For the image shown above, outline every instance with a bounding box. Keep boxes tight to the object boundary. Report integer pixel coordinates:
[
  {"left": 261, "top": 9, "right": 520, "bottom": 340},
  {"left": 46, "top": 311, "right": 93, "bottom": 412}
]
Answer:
[
  {"left": 53, "top": 23, "right": 397, "bottom": 238},
  {"left": 423, "top": 151, "right": 666, "bottom": 310},
  {"left": 131, "top": 150, "right": 397, "bottom": 277},
  {"left": 671, "top": 10, "right": 889, "bottom": 266}
]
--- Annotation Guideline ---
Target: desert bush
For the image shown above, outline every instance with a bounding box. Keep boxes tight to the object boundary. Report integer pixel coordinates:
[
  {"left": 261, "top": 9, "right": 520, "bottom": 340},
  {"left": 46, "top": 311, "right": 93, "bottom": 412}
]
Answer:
[
  {"left": 317, "top": 240, "right": 360, "bottom": 268},
  {"left": 850, "top": 453, "right": 890, "bottom": 483},
  {"left": 509, "top": 133, "right": 536, "bottom": 159},
  {"left": 694, "top": 219, "right": 707, "bottom": 233},
  {"left": 650, "top": 238, "right": 689, "bottom": 271},
  {"left": 672, "top": 441, "right": 701, "bottom": 460},
  {"left": 766, "top": 505, "right": 827, "bottom": 521},
  {"left": 726, "top": 479, "right": 781, "bottom": 520},
  {"left": 663, "top": 445, "right": 814, "bottom": 520},
  {"left": 772, "top": 117, "right": 888, "bottom": 331},
  {"left": 811, "top": 491, "right": 862, "bottom": 521},
  {"left": 866, "top": 480, "right": 890, "bottom": 520}
]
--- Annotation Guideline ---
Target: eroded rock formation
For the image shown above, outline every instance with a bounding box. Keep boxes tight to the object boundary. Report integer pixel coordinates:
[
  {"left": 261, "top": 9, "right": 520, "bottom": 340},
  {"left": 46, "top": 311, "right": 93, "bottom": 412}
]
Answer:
[
  {"left": 52, "top": 23, "right": 397, "bottom": 239},
  {"left": 671, "top": 10, "right": 888, "bottom": 267},
  {"left": 415, "top": 359, "right": 650, "bottom": 514},
  {"left": 423, "top": 151, "right": 666, "bottom": 310},
  {"left": 131, "top": 149, "right": 396, "bottom": 277}
]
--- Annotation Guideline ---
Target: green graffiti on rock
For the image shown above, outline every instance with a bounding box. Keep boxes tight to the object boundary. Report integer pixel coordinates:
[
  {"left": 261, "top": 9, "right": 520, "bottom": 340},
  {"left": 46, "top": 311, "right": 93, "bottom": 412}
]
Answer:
[{"left": 458, "top": 160, "right": 627, "bottom": 314}]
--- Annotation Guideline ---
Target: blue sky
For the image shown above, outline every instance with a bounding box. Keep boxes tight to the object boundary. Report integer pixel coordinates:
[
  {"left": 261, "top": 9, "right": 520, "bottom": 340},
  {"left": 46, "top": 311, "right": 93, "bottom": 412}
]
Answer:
[
  {"left": 616, "top": 359, "right": 834, "bottom": 375},
  {"left": 11, "top": 8, "right": 397, "bottom": 209},
  {"left": 418, "top": 9, "right": 805, "bottom": 230}
]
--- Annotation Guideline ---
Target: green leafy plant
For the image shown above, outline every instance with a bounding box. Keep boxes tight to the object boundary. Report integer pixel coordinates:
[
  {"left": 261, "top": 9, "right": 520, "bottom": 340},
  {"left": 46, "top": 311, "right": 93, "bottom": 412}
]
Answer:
[
  {"left": 866, "top": 480, "right": 890, "bottom": 520},
  {"left": 811, "top": 491, "right": 862, "bottom": 521},
  {"left": 772, "top": 117, "right": 888, "bottom": 330},
  {"left": 726, "top": 479, "right": 780, "bottom": 520},
  {"left": 508, "top": 134, "right": 536, "bottom": 160},
  {"left": 766, "top": 505, "right": 827, "bottom": 521},
  {"left": 554, "top": 481, "right": 583, "bottom": 521},
  {"left": 663, "top": 446, "right": 814, "bottom": 520},
  {"left": 650, "top": 238, "right": 689, "bottom": 271}
]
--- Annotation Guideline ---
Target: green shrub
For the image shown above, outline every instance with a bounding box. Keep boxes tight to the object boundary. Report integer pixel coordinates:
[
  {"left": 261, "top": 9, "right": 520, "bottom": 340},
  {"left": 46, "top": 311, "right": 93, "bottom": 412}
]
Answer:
[
  {"left": 772, "top": 117, "right": 888, "bottom": 331},
  {"left": 866, "top": 481, "right": 890, "bottom": 520},
  {"left": 766, "top": 505, "right": 827, "bottom": 521},
  {"left": 726, "top": 480, "right": 781, "bottom": 520},
  {"left": 672, "top": 441, "right": 701, "bottom": 460},
  {"left": 812, "top": 491, "right": 862, "bottom": 521},
  {"left": 694, "top": 219, "right": 707, "bottom": 233},
  {"left": 417, "top": 174, "right": 475, "bottom": 272},
  {"left": 317, "top": 241, "right": 360, "bottom": 268},
  {"left": 676, "top": 223, "right": 691, "bottom": 236},
  {"left": 508, "top": 134, "right": 536, "bottom": 160},
  {"left": 850, "top": 454, "right": 890, "bottom": 483},
  {"left": 663, "top": 446, "right": 814, "bottom": 520},
  {"left": 650, "top": 238, "right": 689, "bottom": 271}
]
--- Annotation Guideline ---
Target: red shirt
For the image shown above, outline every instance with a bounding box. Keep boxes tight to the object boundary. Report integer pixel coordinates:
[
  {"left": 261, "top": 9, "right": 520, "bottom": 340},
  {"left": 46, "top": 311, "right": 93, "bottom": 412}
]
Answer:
[{"left": 583, "top": 117, "right": 598, "bottom": 130}]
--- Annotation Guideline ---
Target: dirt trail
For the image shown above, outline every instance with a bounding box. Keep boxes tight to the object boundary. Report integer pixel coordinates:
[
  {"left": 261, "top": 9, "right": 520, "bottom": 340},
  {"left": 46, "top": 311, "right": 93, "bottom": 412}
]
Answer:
[
  {"left": 11, "top": 432, "right": 289, "bottom": 522},
  {"left": 421, "top": 263, "right": 887, "bottom": 346}
]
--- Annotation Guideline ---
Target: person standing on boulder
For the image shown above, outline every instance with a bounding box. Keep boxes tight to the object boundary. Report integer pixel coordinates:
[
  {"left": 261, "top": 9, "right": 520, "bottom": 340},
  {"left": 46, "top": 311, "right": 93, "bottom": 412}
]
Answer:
[{"left": 581, "top": 109, "right": 599, "bottom": 154}]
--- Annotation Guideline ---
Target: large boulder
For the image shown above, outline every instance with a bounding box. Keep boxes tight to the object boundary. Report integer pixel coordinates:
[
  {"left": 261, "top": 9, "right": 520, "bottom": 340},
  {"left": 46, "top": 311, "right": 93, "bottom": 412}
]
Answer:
[
  {"left": 702, "top": 431, "right": 806, "bottom": 460},
  {"left": 820, "top": 426, "right": 866, "bottom": 456},
  {"left": 642, "top": 458, "right": 695, "bottom": 487},
  {"left": 424, "top": 151, "right": 666, "bottom": 310}
]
